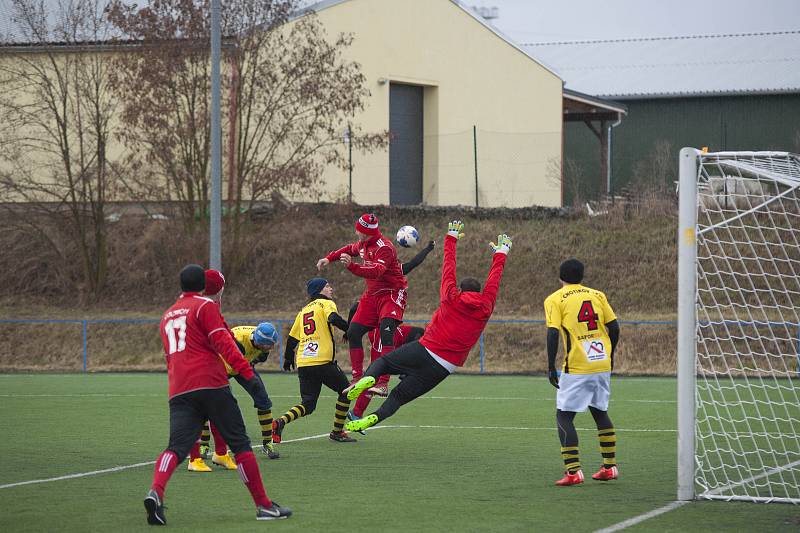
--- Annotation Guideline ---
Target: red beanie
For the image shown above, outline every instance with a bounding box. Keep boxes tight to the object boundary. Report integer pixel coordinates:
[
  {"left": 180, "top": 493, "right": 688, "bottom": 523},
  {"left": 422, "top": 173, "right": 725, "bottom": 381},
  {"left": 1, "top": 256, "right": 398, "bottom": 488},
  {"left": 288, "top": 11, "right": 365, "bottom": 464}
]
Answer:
[
  {"left": 204, "top": 269, "right": 225, "bottom": 296},
  {"left": 355, "top": 213, "right": 380, "bottom": 236}
]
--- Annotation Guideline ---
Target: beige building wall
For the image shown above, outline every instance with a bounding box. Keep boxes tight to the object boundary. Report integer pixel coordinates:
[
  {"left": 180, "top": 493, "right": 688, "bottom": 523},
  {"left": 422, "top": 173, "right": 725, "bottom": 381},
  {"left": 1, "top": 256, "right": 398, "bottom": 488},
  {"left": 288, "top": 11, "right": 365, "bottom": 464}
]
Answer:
[{"left": 308, "top": 0, "right": 563, "bottom": 207}]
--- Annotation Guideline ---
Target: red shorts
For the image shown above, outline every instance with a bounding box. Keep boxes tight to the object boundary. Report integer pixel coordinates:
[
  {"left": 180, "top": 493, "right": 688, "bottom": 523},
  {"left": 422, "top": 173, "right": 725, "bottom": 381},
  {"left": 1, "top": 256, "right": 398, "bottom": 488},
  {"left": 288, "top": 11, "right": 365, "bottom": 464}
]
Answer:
[{"left": 352, "top": 289, "right": 407, "bottom": 328}]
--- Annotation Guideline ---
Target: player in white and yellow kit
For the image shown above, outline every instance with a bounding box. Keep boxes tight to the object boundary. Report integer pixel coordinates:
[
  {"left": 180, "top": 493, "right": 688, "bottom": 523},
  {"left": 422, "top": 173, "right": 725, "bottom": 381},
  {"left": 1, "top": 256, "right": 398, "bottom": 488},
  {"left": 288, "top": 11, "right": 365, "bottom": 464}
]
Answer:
[
  {"left": 544, "top": 259, "right": 620, "bottom": 486},
  {"left": 272, "top": 278, "right": 357, "bottom": 444}
]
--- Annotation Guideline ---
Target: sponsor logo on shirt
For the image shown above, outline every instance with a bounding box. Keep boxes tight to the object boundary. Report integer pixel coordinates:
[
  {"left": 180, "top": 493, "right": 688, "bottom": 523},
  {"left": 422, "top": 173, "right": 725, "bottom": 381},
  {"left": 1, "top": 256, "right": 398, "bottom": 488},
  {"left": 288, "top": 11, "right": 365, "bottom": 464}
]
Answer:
[
  {"left": 582, "top": 340, "right": 607, "bottom": 362},
  {"left": 302, "top": 342, "right": 320, "bottom": 358}
]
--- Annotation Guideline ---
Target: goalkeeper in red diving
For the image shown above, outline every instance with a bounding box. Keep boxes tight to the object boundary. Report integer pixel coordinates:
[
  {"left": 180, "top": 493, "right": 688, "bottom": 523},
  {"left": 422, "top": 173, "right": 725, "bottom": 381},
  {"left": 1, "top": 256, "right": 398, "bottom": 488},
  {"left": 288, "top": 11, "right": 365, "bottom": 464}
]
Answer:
[{"left": 344, "top": 220, "right": 512, "bottom": 432}]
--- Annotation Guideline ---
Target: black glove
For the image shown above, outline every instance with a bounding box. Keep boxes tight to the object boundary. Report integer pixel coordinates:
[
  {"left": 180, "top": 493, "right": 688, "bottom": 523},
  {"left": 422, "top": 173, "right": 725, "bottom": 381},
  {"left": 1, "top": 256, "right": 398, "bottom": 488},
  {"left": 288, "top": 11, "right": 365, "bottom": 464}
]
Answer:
[
  {"left": 283, "top": 353, "right": 295, "bottom": 371},
  {"left": 426, "top": 240, "right": 435, "bottom": 251},
  {"left": 548, "top": 369, "right": 560, "bottom": 389},
  {"left": 251, "top": 351, "right": 269, "bottom": 366}
]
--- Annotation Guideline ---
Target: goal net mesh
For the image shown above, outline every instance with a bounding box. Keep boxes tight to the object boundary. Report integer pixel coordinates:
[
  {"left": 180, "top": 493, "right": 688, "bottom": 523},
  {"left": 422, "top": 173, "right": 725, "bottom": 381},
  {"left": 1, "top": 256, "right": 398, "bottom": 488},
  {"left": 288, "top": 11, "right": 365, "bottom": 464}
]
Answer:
[{"left": 694, "top": 151, "right": 800, "bottom": 503}]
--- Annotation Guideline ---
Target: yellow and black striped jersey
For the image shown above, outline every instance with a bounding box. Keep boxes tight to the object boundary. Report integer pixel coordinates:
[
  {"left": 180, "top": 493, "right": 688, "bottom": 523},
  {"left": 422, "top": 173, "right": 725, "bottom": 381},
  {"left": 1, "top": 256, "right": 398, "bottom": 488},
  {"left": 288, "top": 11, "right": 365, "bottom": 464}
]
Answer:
[
  {"left": 221, "top": 326, "right": 268, "bottom": 376},
  {"left": 544, "top": 284, "right": 617, "bottom": 374},
  {"left": 288, "top": 298, "right": 338, "bottom": 367}
]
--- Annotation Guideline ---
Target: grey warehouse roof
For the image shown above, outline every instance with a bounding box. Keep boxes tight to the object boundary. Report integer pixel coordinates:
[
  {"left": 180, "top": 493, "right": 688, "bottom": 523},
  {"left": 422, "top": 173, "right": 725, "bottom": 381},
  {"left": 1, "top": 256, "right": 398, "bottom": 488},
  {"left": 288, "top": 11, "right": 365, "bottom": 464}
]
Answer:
[{"left": 521, "top": 30, "right": 800, "bottom": 100}]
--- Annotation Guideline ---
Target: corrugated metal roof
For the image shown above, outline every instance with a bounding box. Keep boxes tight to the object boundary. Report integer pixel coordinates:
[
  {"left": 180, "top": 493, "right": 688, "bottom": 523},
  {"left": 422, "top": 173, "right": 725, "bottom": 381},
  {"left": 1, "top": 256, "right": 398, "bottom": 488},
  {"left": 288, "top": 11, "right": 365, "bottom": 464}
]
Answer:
[{"left": 521, "top": 30, "right": 800, "bottom": 99}]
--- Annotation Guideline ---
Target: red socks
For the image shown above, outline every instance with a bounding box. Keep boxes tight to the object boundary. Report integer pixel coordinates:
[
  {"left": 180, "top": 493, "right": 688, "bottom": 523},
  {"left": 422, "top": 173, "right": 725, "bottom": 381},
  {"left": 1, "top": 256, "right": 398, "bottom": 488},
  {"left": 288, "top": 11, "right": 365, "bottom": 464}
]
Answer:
[
  {"left": 152, "top": 449, "right": 272, "bottom": 509},
  {"left": 353, "top": 373, "right": 391, "bottom": 417},
  {"left": 379, "top": 344, "right": 394, "bottom": 358},
  {"left": 352, "top": 390, "right": 371, "bottom": 417},
  {"left": 188, "top": 441, "right": 201, "bottom": 461},
  {"left": 234, "top": 451, "right": 272, "bottom": 508},
  {"left": 210, "top": 423, "right": 228, "bottom": 455},
  {"left": 151, "top": 450, "right": 178, "bottom": 499},
  {"left": 350, "top": 347, "right": 365, "bottom": 380}
]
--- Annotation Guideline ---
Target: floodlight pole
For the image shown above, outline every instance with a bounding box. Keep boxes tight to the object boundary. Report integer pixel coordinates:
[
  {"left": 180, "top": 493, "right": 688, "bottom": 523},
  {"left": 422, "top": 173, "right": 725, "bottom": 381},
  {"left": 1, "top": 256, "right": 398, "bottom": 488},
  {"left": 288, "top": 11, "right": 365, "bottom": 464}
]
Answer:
[
  {"left": 677, "top": 147, "right": 698, "bottom": 501},
  {"left": 209, "top": 0, "right": 222, "bottom": 270}
]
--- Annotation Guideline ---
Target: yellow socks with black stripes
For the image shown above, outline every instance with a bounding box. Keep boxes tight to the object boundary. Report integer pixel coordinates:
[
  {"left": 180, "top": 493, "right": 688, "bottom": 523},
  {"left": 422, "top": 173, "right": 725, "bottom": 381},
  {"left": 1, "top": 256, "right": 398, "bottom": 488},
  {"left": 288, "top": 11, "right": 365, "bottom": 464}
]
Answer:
[
  {"left": 561, "top": 446, "right": 581, "bottom": 473},
  {"left": 598, "top": 427, "right": 617, "bottom": 468},
  {"left": 333, "top": 395, "right": 351, "bottom": 432},
  {"left": 279, "top": 404, "right": 307, "bottom": 426},
  {"left": 258, "top": 409, "right": 273, "bottom": 445}
]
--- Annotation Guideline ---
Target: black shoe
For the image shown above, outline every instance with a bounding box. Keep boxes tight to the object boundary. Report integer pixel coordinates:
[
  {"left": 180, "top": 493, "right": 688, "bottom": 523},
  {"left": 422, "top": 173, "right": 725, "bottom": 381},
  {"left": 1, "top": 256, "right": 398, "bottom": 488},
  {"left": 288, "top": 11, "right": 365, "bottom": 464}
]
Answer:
[
  {"left": 256, "top": 502, "right": 292, "bottom": 520},
  {"left": 329, "top": 430, "right": 357, "bottom": 442},
  {"left": 262, "top": 441, "right": 280, "bottom": 459},
  {"left": 144, "top": 489, "right": 166, "bottom": 525}
]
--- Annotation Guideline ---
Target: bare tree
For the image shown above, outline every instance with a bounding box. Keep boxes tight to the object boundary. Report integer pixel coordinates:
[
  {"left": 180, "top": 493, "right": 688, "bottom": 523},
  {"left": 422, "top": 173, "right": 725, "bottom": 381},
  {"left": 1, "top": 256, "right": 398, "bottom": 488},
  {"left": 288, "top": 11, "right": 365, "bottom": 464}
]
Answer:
[
  {"left": 0, "top": 0, "right": 118, "bottom": 300},
  {"left": 107, "top": 0, "right": 387, "bottom": 265}
]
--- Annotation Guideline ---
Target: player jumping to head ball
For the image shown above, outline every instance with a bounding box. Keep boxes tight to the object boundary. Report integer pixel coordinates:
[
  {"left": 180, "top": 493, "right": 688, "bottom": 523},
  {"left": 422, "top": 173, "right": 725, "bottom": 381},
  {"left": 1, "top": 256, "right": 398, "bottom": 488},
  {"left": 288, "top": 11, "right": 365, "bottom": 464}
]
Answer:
[
  {"left": 344, "top": 220, "right": 512, "bottom": 431},
  {"left": 317, "top": 213, "right": 408, "bottom": 385},
  {"left": 544, "top": 258, "right": 621, "bottom": 486}
]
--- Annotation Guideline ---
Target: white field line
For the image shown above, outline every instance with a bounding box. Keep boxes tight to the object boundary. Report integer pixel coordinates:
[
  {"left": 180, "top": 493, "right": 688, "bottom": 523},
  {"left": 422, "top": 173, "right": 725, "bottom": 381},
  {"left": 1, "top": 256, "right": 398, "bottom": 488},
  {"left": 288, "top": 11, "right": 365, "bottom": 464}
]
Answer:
[
  {"left": 591, "top": 458, "right": 800, "bottom": 532},
  {"left": 594, "top": 501, "right": 689, "bottom": 533},
  {"left": 0, "top": 423, "right": 674, "bottom": 490},
  {"left": 389, "top": 424, "right": 676, "bottom": 433},
  {"left": 703, "top": 458, "right": 800, "bottom": 498},
  {"left": 0, "top": 427, "right": 390, "bottom": 490},
  {"left": 0, "top": 393, "right": 676, "bottom": 403}
]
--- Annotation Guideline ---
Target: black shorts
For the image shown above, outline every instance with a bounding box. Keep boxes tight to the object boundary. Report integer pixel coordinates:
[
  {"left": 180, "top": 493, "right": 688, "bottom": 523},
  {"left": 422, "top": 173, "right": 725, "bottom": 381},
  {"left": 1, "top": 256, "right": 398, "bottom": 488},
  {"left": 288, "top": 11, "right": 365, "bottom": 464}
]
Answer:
[
  {"left": 369, "top": 340, "right": 450, "bottom": 392},
  {"left": 167, "top": 386, "right": 251, "bottom": 462},
  {"left": 298, "top": 361, "right": 350, "bottom": 404}
]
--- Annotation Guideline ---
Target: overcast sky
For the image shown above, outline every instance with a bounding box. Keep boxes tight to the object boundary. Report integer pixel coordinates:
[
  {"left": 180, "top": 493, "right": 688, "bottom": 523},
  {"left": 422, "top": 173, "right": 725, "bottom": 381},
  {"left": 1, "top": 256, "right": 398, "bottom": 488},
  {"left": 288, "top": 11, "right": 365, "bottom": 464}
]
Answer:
[{"left": 466, "top": 0, "right": 800, "bottom": 43}]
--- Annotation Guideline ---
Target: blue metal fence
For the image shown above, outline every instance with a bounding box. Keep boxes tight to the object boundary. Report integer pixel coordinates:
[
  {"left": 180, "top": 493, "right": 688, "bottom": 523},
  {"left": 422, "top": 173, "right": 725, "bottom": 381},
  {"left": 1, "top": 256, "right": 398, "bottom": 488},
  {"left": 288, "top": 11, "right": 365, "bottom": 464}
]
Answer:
[{"left": 0, "top": 318, "right": 683, "bottom": 373}]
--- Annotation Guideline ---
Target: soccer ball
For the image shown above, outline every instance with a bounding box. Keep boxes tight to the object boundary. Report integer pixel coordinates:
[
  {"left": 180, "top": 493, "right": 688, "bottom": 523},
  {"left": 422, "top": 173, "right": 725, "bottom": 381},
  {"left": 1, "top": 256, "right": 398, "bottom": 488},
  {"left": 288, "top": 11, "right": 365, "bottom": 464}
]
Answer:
[{"left": 396, "top": 225, "right": 419, "bottom": 248}]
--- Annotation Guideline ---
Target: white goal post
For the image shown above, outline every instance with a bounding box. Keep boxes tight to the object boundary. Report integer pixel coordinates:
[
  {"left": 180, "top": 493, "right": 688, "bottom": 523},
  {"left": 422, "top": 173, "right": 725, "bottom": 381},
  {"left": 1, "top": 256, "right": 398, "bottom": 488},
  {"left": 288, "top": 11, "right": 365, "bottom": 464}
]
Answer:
[{"left": 678, "top": 147, "right": 800, "bottom": 504}]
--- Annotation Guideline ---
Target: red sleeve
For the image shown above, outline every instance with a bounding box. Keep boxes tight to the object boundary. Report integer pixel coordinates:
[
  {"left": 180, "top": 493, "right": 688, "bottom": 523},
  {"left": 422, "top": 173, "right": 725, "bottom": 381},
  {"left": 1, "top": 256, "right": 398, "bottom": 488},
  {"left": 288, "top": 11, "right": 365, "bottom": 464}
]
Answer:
[
  {"left": 198, "top": 302, "right": 254, "bottom": 380},
  {"left": 346, "top": 244, "right": 391, "bottom": 279},
  {"left": 480, "top": 253, "right": 507, "bottom": 316},
  {"left": 440, "top": 235, "right": 459, "bottom": 302},
  {"left": 326, "top": 243, "right": 358, "bottom": 262}
]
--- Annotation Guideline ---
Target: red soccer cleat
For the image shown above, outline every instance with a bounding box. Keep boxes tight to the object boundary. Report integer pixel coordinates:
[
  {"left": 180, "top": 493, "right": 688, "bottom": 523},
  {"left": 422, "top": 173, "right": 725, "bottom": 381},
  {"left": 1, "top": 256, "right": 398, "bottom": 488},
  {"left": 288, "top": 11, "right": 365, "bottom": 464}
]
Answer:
[
  {"left": 592, "top": 466, "right": 618, "bottom": 481},
  {"left": 555, "top": 470, "right": 584, "bottom": 486},
  {"left": 272, "top": 420, "right": 283, "bottom": 444}
]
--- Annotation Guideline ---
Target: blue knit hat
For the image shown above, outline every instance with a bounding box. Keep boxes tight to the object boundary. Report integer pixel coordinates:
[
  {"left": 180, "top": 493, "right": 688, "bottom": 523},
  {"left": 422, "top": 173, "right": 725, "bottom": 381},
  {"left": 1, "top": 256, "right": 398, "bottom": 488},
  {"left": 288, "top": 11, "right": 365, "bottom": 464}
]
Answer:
[
  {"left": 252, "top": 322, "right": 279, "bottom": 347},
  {"left": 306, "top": 277, "right": 328, "bottom": 297}
]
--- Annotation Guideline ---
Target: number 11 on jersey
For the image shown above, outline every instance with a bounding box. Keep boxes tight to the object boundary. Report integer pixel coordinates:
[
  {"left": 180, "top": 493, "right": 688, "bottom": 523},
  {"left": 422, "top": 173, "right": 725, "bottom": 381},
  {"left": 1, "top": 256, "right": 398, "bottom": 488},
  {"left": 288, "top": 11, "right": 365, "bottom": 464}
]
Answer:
[{"left": 165, "top": 316, "right": 187, "bottom": 354}]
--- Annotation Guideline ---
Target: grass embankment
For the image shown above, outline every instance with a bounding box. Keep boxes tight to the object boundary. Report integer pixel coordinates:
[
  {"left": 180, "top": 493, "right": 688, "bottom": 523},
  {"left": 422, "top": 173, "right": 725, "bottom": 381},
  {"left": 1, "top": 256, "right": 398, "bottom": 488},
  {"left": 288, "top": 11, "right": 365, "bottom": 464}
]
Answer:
[{"left": 0, "top": 204, "right": 679, "bottom": 373}]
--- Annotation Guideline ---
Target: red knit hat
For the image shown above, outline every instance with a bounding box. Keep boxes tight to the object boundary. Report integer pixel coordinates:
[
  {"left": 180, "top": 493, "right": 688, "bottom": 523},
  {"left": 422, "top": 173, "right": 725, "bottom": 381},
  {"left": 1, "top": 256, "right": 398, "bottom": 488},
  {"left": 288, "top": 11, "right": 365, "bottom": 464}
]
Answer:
[
  {"left": 204, "top": 269, "right": 225, "bottom": 296},
  {"left": 355, "top": 213, "right": 380, "bottom": 236}
]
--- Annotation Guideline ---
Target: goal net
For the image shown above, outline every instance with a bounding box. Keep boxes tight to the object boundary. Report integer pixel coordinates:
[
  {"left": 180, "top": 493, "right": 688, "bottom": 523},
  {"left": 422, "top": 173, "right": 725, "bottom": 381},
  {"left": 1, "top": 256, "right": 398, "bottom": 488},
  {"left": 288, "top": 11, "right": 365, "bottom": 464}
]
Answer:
[{"left": 678, "top": 148, "right": 800, "bottom": 503}]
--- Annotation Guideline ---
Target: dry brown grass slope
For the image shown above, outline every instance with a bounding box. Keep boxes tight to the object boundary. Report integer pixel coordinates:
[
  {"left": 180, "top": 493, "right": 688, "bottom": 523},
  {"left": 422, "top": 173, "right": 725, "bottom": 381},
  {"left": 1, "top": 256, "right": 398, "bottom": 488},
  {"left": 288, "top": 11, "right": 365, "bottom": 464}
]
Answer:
[{"left": 0, "top": 203, "right": 679, "bottom": 373}]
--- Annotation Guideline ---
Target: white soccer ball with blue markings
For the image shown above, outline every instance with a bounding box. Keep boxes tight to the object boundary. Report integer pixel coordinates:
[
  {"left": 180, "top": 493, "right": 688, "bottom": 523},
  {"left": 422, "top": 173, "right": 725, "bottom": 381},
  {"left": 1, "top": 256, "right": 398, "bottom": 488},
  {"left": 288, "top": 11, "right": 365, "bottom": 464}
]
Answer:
[{"left": 396, "top": 225, "right": 420, "bottom": 248}]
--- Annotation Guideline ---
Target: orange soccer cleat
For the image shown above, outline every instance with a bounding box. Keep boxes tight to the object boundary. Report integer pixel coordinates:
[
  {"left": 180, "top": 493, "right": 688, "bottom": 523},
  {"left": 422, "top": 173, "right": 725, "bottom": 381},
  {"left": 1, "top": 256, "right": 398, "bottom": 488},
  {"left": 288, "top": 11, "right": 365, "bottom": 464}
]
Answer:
[
  {"left": 272, "top": 419, "right": 283, "bottom": 444},
  {"left": 555, "top": 470, "right": 585, "bottom": 486},
  {"left": 592, "top": 466, "right": 618, "bottom": 481}
]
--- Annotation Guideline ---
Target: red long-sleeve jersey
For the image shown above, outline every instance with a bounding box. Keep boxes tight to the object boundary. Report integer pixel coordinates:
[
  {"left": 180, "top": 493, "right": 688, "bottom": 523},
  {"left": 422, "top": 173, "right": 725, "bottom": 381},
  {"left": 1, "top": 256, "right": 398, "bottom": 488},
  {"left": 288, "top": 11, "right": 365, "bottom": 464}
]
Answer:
[
  {"left": 160, "top": 292, "right": 254, "bottom": 399},
  {"left": 326, "top": 233, "right": 407, "bottom": 295},
  {"left": 419, "top": 235, "right": 507, "bottom": 366}
]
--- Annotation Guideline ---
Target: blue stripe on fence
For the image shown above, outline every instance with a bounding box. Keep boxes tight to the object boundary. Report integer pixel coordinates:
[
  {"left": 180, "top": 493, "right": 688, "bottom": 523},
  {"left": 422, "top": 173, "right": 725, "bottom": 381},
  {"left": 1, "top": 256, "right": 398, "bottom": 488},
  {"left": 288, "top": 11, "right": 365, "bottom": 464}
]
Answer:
[{"left": 0, "top": 317, "right": 681, "bottom": 373}]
